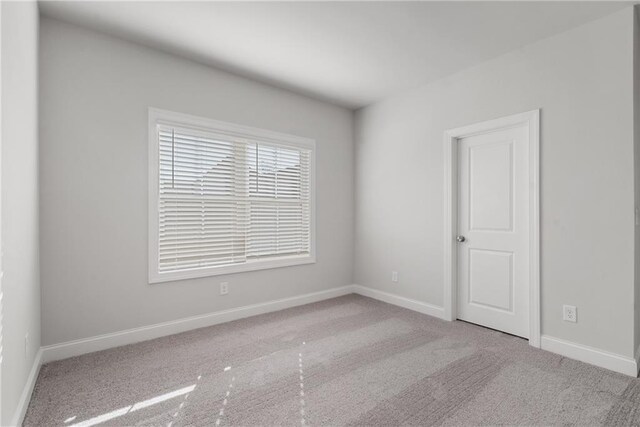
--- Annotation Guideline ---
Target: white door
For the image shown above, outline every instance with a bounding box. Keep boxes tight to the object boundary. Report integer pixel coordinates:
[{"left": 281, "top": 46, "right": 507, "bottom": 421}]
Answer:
[{"left": 457, "top": 124, "right": 529, "bottom": 338}]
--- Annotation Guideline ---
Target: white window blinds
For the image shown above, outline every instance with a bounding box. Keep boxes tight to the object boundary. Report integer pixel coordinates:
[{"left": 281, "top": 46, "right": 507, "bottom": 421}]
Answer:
[{"left": 150, "top": 111, "right": 314, "bottom": 282}]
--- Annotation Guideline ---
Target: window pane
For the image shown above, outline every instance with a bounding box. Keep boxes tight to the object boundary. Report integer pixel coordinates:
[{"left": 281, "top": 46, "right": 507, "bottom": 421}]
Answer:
[{"left": 153, "top": 117, "right": 313, "bottom": 279}]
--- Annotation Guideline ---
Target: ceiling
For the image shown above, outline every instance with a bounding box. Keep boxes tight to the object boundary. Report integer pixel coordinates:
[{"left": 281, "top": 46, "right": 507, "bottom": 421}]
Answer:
[{"left": 39, "top": 1, "right": 631, "bottom": 109}]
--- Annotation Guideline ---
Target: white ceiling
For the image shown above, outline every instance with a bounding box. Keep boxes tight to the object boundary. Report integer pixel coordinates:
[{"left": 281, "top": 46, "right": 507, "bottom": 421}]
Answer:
[{"left": 39, "top": 1, "right": 630, "bottom": 109}]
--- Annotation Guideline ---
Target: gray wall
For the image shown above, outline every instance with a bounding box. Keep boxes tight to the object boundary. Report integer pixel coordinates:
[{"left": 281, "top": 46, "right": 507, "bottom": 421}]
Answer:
[
  {"left": 39, "top": 18, "right": 354, "bottom": 346},
  {"left": 634, "top": 6, "right": 640, "bottom": 359},
  {"left": 355, "top": 8, "right": 636, "bottom": 357},
  {"left": 1, "top": 1, "right": 41, "bottom": 425}
]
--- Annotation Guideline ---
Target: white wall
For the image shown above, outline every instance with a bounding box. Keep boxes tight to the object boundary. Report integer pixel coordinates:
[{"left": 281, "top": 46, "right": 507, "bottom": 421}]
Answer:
[
  {"left": 39, "top": 18, "right": 354, "bottom": 346},
  {"left": 355, "top": 8, "right": 636, "bottom": 357},
  {"left": 1, "top": 1, "right": 41, "bottom": 425}
]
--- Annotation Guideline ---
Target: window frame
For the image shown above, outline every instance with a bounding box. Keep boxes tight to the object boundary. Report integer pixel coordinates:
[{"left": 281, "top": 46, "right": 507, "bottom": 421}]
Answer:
[{"left": 148, "top": 108, "right": 316, "bottom": 284}]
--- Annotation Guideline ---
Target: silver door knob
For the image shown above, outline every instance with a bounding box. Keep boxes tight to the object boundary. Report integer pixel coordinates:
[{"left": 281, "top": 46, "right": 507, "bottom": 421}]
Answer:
[{"left": 456, "top": 235, "right": 466, "bottom": 243}]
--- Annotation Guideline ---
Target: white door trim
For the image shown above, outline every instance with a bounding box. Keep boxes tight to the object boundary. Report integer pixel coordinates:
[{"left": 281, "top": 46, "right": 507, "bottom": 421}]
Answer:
[{"left": 443, "top": 110, "right": 540, "bottom": 347}]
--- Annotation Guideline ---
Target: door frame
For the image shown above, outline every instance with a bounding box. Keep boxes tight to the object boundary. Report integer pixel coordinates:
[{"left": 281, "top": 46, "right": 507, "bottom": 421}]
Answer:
[{"left": 443, "top": 109, "right": 540, "bottom": 348}]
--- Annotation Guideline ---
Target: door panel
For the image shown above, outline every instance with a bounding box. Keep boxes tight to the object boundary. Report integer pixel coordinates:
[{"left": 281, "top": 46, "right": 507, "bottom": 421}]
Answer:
[
  {"left": 457, "top": 125, "right": 529, "bottom": 338},
  {"left": 469, "top": 141, "right": 513, "bottom": 231},
  {"left": 468, "top": 249, "right": 513, "bottom": 312}
]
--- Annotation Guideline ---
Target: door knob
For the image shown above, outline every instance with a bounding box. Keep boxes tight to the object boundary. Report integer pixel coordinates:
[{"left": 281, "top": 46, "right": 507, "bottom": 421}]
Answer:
[{"left": 456, "top": 235, "right": 466, "bottom": 243}]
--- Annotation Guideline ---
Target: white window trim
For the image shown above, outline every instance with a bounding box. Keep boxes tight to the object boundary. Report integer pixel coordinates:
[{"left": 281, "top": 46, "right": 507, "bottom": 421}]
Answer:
[{"left": 148, "top": 108, "right": 316, "bottom": 284}]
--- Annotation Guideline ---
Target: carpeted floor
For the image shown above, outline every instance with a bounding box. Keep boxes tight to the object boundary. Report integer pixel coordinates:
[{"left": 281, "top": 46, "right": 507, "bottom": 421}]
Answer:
[{"left": 23, "top": 294, "right": 640, "bottom": 426}]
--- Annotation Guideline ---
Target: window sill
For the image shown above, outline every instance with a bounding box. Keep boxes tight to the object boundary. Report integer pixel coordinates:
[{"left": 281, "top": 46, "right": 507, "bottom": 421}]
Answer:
[{"left": 149, "top": 254, "right": 316, "bottom": 284}]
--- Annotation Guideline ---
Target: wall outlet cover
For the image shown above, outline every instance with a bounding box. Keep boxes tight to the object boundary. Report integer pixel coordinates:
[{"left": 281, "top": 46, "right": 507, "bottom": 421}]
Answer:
[
  {"left": 563, "top": 305, "right": 577, "bottom": 323},
  {"left": 220, "top": 282, "right": 229, "bottom": 295}
]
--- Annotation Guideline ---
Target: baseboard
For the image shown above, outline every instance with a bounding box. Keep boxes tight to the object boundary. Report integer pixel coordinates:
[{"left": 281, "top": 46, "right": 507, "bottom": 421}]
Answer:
[
  {"left": 351, "top": 284, "right": 446, "bottom": 320},
  {"left": 11, "top": 348, "right": 43, "bottom": 427},
  {"left": 29, "top": 284, "right": 640, "bottom": 420},
  {"left": 350, "top": 285, "right": 638, "bottom": 377},
  {"left": 541, "top": 335, "right": 638, "bottom": 377},
  {"left": 41, "top": 285, "right": 355, "bottom": 364}
]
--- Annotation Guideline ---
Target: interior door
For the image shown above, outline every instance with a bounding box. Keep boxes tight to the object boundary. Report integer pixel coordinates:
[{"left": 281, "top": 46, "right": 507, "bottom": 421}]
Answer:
[{"left": 457, "top": 124, "right": 529, "bottom": 338}]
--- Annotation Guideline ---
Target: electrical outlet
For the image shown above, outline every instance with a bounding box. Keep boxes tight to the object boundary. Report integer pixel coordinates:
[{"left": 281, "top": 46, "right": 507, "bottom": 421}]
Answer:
[
  {"left": 220, "top": 282, "right": 229, "bottom": 295},
  {"left": 25, "top": 333, "right": 29, "bottom": 359},
  {"left": 391, "top": 271, "right": 398, "bottom": 283},
  {"left": 563, "top": 305, "right": 577, "bottom": 323}
]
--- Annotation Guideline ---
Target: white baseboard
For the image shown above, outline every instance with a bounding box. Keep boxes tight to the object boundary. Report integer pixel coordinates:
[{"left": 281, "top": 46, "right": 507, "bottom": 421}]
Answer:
[
  {"left": 351, "top": 284, "right": 446, "bottom": 320},
  {"left": 11, "top": 348, "right": 43, "bottom": 427},
  {"left": 349, "top": 285, "right": 639, "bottom": 377},
  {"left": 34, "top": 284, "right": 639, "bottom": 410},
  {"left": 349, "top": 286, "right": 638, "bottom": 377},
  {"left": 41, "top": 285, "right": 354, "bottom": 364},
  {"left": 541, "top": 335, "right": 638, "bottom": 377}
]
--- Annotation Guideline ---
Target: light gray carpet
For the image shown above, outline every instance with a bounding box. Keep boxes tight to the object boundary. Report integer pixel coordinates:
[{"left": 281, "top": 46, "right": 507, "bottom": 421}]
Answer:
[{"left": 23, "top": 295, "right": 640, "bottom": 426}]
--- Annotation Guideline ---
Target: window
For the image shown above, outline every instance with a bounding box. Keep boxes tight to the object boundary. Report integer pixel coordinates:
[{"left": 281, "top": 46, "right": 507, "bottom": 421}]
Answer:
[{"left": 148, "top": 109, "right": 315, "bottom": 283}]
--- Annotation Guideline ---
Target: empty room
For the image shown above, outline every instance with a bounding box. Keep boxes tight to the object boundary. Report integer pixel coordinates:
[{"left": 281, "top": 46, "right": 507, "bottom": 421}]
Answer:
[{"left": 4, "top": 0, "right": 640, "bottom": 425}]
